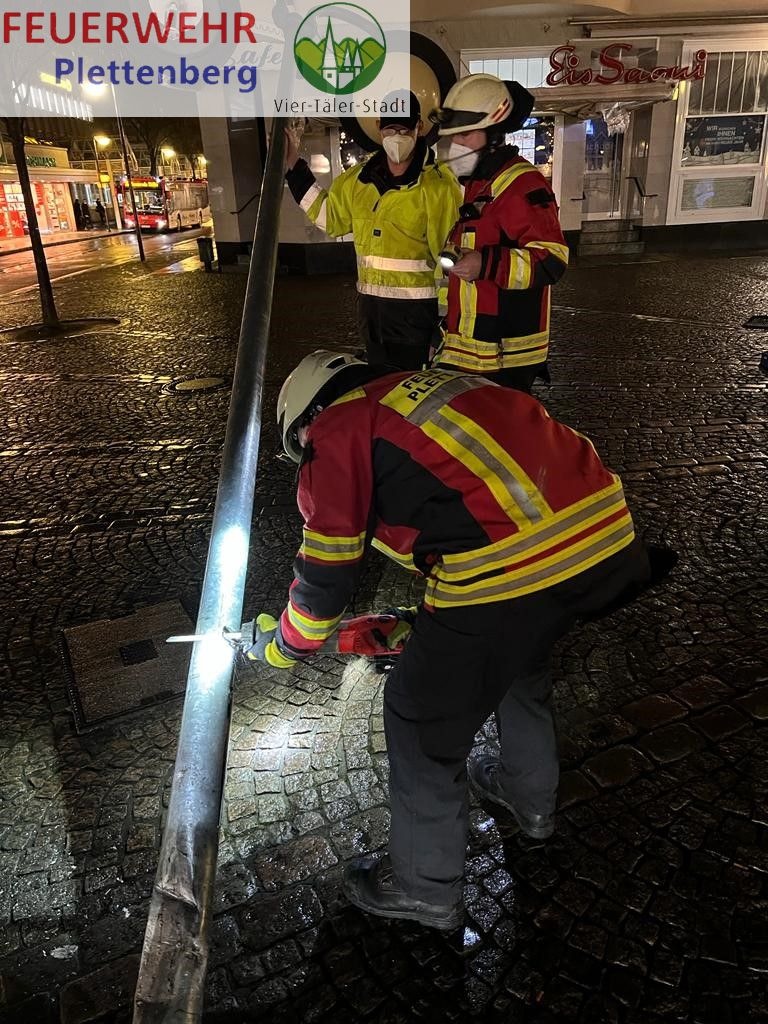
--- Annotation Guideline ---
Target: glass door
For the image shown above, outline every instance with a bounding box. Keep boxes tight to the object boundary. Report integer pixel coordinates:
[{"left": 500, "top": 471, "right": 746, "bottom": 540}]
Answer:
[{"left": 582, "top": 115, "right": 629, "bottom": 220}]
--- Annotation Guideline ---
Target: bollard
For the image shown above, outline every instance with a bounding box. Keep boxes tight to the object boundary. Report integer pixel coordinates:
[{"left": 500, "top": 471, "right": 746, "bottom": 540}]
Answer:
[{"left": 196, "top": 235, "right": 215, "bottom": 272}]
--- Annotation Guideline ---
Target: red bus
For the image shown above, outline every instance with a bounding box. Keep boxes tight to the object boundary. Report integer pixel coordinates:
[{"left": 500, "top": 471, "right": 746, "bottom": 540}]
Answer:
[{"left": 118, "top": 177, "right": 210, "bottom": 232}]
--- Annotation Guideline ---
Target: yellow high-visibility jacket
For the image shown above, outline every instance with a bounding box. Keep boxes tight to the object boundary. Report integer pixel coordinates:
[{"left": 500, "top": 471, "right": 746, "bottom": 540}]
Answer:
[{"left": 285, "top": 141, "right": 462, "bottom": 301}]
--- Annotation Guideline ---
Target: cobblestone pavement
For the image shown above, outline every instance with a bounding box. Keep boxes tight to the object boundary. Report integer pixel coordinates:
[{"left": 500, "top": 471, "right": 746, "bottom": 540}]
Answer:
[{"left": 0, "top": 250, "right": 767, "bottom": 1023}]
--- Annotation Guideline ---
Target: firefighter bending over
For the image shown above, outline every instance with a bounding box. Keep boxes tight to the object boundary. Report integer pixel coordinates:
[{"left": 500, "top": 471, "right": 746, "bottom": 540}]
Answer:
[{"left": 245, "top": 352, "right": 675, "bottom": 931}]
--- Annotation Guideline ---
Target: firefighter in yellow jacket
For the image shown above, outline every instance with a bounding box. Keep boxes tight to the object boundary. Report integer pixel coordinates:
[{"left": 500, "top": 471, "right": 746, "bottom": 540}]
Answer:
[
  {"left": 431, "top": 74, "right": 569, "bottom": 393},
  {"left": 285, "top": 91, "right": 462, "bottom": 370}
]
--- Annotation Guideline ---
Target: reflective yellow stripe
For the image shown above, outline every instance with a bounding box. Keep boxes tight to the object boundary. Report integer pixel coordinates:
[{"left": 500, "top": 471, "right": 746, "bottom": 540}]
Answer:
[
  {"left": 301, "top": 529, "right": 366, "bottom": 563},
  {"left": 359, "top": 255, "right": 433, "bottom": 272},
  {"left": 287, "top": 604, "right": 343, "bottom": 640},
  {"left": 379, "top": 370, "right": 485, "bottom": 421},
  {"left": 301, "top": 183, "right": 328, "bottom": 231},
  {"left": 507, "top": 249, "right": 532, "bottom": 290},
  {"left": 330, "top": 387, "right": 366, "bottom": 407},
  {"left": 527, "top": 240, "right": 569, "bottom": 263},
  {"left": 264, "top": 640, "right": 297, "bottom": 668},
  {"left": 425, "top": 517, "right": 635, "bottom": 607},
  {"left": 439, "top": 332, "right": 549, "bottom": 372},
  {"left": 437, "top": 405, "right": 551, "bottom": 523},
  {"left": 491, "top": 162, "right": 537, "bottom": 198},
  {"left": 457, "top": 229, "right": 477, "bottom": 339},
  {"left": 358, "top": 282, "right": 436, "bottom": 299},
  {"left": 435, "top": 482, "right": 627, "bottom": 582},
  {"left": 371, "top": 537, "right": 418, "bottom": 571}
]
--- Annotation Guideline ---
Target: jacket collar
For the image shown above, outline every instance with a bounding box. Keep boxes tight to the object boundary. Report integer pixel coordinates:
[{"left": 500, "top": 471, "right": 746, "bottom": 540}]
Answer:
[
  {"left": 358, "top": 138, "right": 433, "bottom": 194},
  {"left": 466, "top": 144, "right": 520, "bottom": 184}
]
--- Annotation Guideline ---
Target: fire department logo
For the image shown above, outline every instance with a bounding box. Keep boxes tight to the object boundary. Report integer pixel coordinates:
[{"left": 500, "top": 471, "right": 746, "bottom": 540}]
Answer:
[{"left": 293, "top": 3, "right": 386, "bottom": 95}]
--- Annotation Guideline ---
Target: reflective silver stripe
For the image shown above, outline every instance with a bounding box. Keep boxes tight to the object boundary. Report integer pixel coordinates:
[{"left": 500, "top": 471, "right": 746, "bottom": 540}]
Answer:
[
  {"left": 404, "top": 375, "right": 492, "bottom": 426},
  {"left": 428, "top": 520, "right": 635, "bottom": 605},
  {"left": 302, "top": 537, "right": 363, "bottom": 555},
  {"left": 358, "top": 283, "right": 436, "bottom": 299},
  {"left": 428, "top": 408, "right": 544, "bottom": 523},
  {"left": 300, "top": 183, "right": 327, "bottom": 230},
  {"left": 437, "top": 487, "right": 628, "bottom": 578},
  {"left": 359, "top": 255, "right": 433, "bottom": 272}
]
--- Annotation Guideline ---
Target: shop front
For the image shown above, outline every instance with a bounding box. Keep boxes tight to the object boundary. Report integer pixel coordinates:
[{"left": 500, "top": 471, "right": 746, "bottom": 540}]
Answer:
[
  {"left": 0, "top": 142, "right": 99, "bottom": 243},
  {"left": 463, "top": 27, "right": 768, "bottom": 244}
]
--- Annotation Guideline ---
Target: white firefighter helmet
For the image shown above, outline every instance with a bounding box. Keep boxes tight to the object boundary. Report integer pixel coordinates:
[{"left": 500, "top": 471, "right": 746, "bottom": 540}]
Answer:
[
  {"left": 277, "top": 350, "right": 365, "bottom": 462},
  {"left": 430, "top": 74, "right": 513, "bottom": 136}
]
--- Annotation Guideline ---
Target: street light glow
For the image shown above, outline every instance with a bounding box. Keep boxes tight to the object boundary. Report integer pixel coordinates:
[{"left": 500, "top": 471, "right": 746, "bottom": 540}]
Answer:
[
  {"left": 81, "top": 81, "right": 107, "bottom": 98},
  {"left": 161, "top": 147, "right": 176, "bottom": 159},
  {"left": 94, "top": 135, "right": 111, "bottom": 147}
]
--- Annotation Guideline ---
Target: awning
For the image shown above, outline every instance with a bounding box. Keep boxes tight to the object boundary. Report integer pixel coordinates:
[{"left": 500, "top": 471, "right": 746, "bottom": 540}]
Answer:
[{"left": 531, "top": 82, "right": 676, "bottom": 120}]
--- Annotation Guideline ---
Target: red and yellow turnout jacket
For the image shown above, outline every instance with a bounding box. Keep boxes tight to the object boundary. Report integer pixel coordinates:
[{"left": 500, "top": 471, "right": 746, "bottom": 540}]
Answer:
[{"left": 275, "top": 368, "right": 634, "bottom": 662}]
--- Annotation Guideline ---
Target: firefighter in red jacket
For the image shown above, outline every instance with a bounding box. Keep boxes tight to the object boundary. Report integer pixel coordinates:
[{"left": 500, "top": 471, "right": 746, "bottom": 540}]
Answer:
[
  {"left": 431, "top": 74, "right": 569, "bottom": 393},
  {"left": 245, "top": 351, "right": 672, "bottom": 931}
]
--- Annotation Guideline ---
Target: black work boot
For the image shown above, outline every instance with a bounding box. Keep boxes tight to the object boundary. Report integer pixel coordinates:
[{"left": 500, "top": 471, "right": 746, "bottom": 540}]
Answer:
[
  {"left": 468, "top": 755, "right": 555, "bottom": 839},
  {"left": 343, "top": 854, "right": 463, "bottom": 931}
]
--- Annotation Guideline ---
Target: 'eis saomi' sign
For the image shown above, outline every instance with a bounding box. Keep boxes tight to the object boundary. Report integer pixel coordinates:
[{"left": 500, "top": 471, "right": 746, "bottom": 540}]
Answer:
[{"left": 547, "top": 43, "right": 707, "bottom": 87}]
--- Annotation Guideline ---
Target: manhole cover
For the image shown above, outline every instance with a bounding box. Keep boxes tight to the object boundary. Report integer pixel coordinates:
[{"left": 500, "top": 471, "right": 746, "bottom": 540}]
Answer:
[
  {"left": 59, "top": 601, "right": 193, "bottom": 731},
  {"left": 170, "top": 377, "right": 228, "bottom": 393},
  {"left": 743, "top": 315, "right": 768, "bottom": 329}
]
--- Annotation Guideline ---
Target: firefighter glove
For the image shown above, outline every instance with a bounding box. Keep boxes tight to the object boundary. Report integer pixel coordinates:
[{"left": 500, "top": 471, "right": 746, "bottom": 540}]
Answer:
[
  {"left": 380, "top": 606, "right": 419, "bottom": 650},
  {"left": 244, "top": 613, "right": 296, "bottom": 669}
]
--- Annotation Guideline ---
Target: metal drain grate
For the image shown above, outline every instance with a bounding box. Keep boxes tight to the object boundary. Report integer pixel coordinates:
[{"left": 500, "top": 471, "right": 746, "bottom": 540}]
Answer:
[{"left": 59, "top": 601, "right": 194, "bottom": 731}]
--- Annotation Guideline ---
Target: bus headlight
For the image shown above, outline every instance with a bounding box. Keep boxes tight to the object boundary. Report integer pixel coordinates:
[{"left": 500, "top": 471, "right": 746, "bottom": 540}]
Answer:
[{"left": 157, "top": 220, "right": 167, "bottom": 229}]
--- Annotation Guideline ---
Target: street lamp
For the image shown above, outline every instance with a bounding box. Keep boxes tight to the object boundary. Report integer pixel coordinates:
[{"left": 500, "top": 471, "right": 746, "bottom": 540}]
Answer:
[
  {"left": 82, "top": 81, "right": 145, "bottom": 262},
  {"left": 92, "top": 134, "right": 114, "bottom": 231}
]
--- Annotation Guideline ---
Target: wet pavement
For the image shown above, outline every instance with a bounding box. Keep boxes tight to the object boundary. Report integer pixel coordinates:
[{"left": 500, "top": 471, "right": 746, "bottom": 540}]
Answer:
[{"left": 0, "top": 249, "right": 767, "bottom": 1023}]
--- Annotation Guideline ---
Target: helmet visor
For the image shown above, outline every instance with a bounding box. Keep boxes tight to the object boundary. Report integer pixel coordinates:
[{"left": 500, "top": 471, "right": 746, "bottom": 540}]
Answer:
[{"left": 429, "top": 106, "right": 490, "bottom": 131}]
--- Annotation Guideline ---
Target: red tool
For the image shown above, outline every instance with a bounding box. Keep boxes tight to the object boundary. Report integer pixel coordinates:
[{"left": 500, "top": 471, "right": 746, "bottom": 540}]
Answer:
[{"left": 168, "top": 610, "right": 414, "bottom": 670}]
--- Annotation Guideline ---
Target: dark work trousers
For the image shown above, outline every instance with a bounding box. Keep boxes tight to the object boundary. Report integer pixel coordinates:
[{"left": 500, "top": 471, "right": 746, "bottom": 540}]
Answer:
[
  {"left": 357, "top": 294, "right": 439, "bottom": 371},
  {"left": 438, "top": 360, "right": 550, "bottom": 395},
  {"left": 384, "top": 538, "right": 651, "bottom": 904}
]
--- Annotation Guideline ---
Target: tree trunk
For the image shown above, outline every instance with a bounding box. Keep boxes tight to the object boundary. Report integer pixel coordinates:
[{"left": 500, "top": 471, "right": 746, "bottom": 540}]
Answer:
[
  {"left": 4, "top": 118, "right": 59, "bottom": 328},
  {"left": 149, "top": 149, "right": 158, "bottom": 177}
]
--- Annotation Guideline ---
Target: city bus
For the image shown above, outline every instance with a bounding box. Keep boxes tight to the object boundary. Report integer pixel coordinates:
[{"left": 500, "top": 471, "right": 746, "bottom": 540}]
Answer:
[{"left": 118, "top": 177, "right": 210, "bottom": 232}]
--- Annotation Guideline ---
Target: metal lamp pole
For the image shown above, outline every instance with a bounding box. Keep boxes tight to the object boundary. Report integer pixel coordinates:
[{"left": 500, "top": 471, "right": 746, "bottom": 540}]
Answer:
[
  {"left": 92, "top": 136, "right": 112, "bottom": 232},
  {"left": 112, "top": 91, "right": 146, "bottom": 262}
]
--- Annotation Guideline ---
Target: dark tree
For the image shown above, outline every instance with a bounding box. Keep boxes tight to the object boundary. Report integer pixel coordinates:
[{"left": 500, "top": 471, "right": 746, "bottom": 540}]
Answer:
[
  {"left": 169, "top": 119, "right": 205, "bottom": 179},
  {"left": 1, "top": 117, "right": 59, "bottom": 328},
  {"left": 124, "top": 118, "right": 173, "bottom": 176}
]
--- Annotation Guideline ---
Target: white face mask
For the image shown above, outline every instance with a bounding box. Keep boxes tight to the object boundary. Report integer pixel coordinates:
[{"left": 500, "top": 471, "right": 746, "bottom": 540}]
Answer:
[
  {"left": 382, "top": 134, "right": 416, "bottom": 164},
  {"left": 446, "top": 141, "right": 481, "bottom": 178}
]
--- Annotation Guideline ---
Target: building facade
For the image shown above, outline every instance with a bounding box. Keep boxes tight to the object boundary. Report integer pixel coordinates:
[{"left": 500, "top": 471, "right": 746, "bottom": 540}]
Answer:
[{"left": 0, "top": 140, "right": 100, "bottom": 241}]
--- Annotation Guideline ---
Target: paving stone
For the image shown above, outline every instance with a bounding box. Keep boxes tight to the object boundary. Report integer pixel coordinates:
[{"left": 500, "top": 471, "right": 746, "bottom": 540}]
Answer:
[
  {"left": 735, "top": 685, "right": 768, "bottom": 720},
  {"left": 558, "top": 770, "right": 598, "bottom": 807},
  {"left": 638, "top": 724, "right": 706, "bottom": 764},
  {"left": 692, "top": 705, "right": 750, "bottom": 741},
  {"left": 671, "top": 675, "right": 734, "bottom": 709},
  {"left": 254, "top": 836, "right": 338, "bottom": 890},
  {"left": 241, "top": 887, "right": 324, "bottom": 951},
  {"left": 583, "top": 746, "right": 653, "bottom": 787},
  {"left": 59, "top": 954, "right": 139, "bottom": 1024},
  {"left": 621, "top": 694, "right": 688, "bottom": 730}
]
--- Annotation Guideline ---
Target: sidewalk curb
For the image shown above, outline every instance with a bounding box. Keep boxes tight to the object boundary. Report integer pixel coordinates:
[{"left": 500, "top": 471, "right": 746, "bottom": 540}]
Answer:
[{"left": 0, "top": 230, "right": 134, "bottom": 259}]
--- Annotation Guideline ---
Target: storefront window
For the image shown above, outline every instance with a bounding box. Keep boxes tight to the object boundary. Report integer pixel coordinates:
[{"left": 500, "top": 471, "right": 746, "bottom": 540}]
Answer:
[
  {"left": 468, "top": 57, "right": 549, "bottom": 89},
  {"left": 681, "top": 175, "right": 755, "bottom": 210},
  {"left": 682, "top": 115, "right": 764, "bottom": 165},
  {"left": 506, "top": 117, "right": 554, "bottom": 178},
  {"left": 687, "top": 50, "right": 768, "bottom": 114}
]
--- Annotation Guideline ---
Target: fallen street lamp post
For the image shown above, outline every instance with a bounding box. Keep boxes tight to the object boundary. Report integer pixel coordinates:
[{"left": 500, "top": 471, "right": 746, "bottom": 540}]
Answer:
[{"left": 132, "top": 117, "right": 289, "bottom": 1022}]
